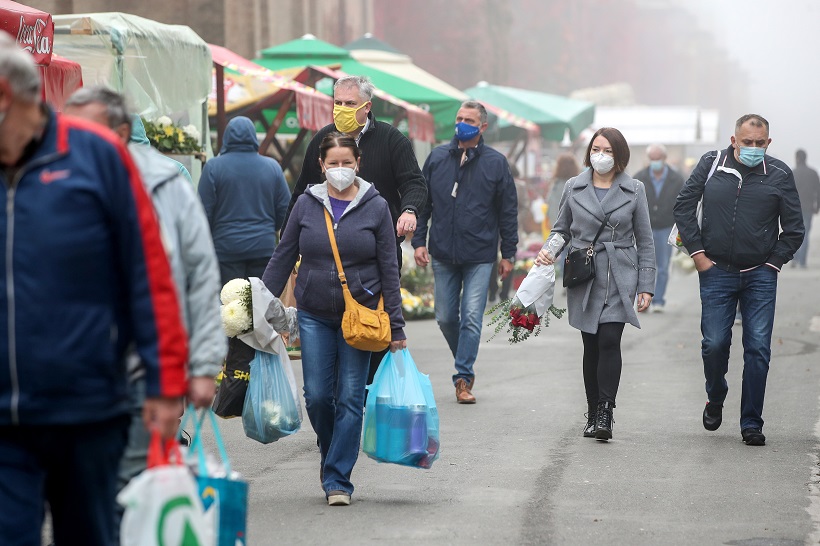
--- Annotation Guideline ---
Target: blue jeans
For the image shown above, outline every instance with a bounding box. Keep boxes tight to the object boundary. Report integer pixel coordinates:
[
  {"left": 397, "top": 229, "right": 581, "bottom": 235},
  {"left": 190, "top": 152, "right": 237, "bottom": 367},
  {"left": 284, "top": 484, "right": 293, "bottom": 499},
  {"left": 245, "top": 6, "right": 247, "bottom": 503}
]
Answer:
[
  {"left": 795, "top": 212, "right": 813, "bottom": 267},
  {"left": 431, "top": 258, "right": 494, "bottom": 385},
  {"left": 698, "top": 265, "right": 777, "bottom": 430},
  {"left": 652, "top": 227, "right": 673, "bottom": 306},
  {"left": 298, "top": 310, "right": 370, "bottom": 497}
]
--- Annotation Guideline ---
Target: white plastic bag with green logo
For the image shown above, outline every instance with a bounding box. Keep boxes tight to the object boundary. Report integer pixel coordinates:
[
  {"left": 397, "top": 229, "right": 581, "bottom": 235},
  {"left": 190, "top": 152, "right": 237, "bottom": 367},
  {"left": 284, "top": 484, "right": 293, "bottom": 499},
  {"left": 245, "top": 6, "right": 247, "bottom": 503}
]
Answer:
[{"left": 118, "top": 433, "right": 213, "bottom": 546}]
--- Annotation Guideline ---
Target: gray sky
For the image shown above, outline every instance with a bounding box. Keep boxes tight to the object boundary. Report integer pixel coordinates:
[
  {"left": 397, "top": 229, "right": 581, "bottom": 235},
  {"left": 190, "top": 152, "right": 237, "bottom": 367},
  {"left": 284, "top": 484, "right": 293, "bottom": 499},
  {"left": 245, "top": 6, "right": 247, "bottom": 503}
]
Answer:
[{"left": 682, "top": 0, "right": 818, "bottom": 163}]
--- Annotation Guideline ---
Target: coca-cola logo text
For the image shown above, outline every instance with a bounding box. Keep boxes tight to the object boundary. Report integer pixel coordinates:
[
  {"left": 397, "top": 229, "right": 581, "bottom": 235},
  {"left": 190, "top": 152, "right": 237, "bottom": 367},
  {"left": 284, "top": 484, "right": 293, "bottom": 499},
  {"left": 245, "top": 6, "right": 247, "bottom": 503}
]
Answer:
[{"left": 16, "top": 16, "right": 51, "bottom": 56}]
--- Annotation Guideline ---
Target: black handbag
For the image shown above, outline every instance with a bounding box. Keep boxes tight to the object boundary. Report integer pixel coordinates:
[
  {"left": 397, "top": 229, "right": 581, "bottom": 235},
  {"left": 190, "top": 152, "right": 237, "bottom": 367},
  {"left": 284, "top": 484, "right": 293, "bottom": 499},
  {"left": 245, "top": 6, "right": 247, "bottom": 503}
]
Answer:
[{"left": 563, "top": 212, "right": 611, "bottom": 288}]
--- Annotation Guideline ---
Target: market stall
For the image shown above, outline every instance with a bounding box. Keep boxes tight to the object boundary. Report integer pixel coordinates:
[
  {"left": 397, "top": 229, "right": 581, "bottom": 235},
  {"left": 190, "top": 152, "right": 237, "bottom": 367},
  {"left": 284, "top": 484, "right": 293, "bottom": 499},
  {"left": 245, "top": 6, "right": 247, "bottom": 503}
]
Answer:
[
  {"left": 209, "top": 43, "right": 333, "bottom": 177},
  {"left": 255, "top": 34, "right": 462, "bottom": 141},
  {"left": 52, "top": 12, "right": 211, "bottom": 181},
  {"left": 0, "top": 0, "right": 83, "bottom": 110}
]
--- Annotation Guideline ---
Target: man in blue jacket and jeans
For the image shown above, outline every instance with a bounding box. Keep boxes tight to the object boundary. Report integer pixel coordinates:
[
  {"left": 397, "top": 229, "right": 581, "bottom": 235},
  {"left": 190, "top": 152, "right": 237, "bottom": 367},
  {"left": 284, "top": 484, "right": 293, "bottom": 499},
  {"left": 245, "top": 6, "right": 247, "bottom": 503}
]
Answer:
[
  {"left": 413, "top": 101, "right": 518, "bottom": 403},
  {"left": 0, "top": 34, "right": 188, "bottom": 544}
]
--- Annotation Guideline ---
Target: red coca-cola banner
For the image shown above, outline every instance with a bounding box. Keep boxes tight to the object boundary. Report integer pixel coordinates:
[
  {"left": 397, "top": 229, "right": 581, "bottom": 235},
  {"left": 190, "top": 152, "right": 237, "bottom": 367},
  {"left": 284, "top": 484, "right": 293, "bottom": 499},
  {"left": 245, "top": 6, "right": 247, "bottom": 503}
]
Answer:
[{"left": 0, "top": 0, "right": 54, "bottom": 66}]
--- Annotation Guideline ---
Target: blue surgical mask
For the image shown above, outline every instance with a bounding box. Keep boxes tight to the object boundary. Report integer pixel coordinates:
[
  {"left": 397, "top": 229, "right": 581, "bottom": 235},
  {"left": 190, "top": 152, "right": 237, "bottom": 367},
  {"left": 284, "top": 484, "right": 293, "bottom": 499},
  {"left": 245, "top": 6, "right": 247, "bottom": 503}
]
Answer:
[
  {"left": 650, "top": 160, "right": 665, "bottom": 172},
  {"left": 455, "top": 121, "right": 480, "bottom": 142},
  {"left": 738, "top": 146, "right": 765, "bottom": 167}
]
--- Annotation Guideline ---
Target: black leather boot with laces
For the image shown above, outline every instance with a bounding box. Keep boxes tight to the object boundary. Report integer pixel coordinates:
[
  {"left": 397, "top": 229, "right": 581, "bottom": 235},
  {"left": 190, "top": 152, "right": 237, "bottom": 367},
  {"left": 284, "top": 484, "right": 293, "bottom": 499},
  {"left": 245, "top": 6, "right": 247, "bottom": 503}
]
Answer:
[
  {"left": 583, "top": 412, "right": 597, "bottom": 437},
  {"left": 595, "top": 402, "right": 614, "bottom": 441}
]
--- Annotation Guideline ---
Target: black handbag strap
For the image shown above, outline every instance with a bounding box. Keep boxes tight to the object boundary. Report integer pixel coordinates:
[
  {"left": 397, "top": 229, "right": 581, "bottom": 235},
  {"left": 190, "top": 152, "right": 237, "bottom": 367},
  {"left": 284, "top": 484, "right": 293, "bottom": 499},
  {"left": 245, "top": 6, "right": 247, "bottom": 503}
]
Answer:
[{"left": 588, "top": 212, "right": 612, "bottom": 249}]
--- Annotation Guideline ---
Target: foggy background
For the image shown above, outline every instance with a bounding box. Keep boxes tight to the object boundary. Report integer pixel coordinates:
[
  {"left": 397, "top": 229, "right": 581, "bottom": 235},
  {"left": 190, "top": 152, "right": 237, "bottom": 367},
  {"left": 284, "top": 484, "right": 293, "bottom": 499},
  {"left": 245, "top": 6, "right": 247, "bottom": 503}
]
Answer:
[{"left": 684, "top": 0, "right": 816, "bottom": 162}]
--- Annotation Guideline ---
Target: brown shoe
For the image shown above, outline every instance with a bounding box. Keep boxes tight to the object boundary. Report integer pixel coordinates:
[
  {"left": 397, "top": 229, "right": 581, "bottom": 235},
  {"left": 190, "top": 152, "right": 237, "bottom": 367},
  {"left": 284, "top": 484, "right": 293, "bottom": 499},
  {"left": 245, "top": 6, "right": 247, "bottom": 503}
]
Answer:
[{"left": 455, "top": 379, "right": 476, "bottom": 404}]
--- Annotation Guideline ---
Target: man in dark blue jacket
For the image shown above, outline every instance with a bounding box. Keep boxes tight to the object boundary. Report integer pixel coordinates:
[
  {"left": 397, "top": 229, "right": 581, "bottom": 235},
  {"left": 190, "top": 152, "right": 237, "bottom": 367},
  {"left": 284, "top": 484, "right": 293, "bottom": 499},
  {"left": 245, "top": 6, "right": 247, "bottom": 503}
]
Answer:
[
  {"left": 413, "top": 101, "right": 518, "bottom": 403},
  {"left": 198, "top": 116, "right": 291, "bottom": 285},
  {"left": 674, "top": 114, "right": 804, "bottom": 446},
  {"left": 0, "top": 34, "right": 188, "bottom": 544}
]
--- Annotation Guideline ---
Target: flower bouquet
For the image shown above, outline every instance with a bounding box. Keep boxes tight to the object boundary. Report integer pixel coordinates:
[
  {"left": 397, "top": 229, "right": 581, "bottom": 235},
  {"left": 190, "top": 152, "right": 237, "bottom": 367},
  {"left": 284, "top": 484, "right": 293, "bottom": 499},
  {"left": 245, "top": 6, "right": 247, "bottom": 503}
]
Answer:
[
  {"left": 220, "top": 279, "right": 253, "bottom": 337},
  {"left": 486, "top": 238, "right": 566, "bottom": 344}
]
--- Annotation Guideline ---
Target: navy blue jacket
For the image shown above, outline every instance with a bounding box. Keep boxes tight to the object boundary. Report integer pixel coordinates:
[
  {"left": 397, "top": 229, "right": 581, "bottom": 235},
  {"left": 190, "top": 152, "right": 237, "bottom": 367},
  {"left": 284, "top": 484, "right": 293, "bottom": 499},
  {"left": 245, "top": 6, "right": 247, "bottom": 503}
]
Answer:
[
  {"left": 198, "top": 117, "right": 291, "bottom": 261},
  {"left": 674, "top": 145, "right": 804, "bottom": 271},
  {"left": 0, "top": 110, "right": 189, "bottom": 426},
  {"left": 413, "top": 136, "right": 518, "bottom": 263},
  {"left": 262, "top": 180, "right": 405, "bottom": 341}
]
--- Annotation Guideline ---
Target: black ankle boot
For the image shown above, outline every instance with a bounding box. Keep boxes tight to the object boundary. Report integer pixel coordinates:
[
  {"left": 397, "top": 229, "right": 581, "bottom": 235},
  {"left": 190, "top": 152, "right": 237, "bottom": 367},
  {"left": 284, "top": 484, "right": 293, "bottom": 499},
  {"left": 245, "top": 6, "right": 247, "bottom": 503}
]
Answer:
[
  {"left": 594, "top": 402, "right": 614, "bottom": 441},
  {"left": 583, "top": 412, "right": 597, "bottom": 437}
]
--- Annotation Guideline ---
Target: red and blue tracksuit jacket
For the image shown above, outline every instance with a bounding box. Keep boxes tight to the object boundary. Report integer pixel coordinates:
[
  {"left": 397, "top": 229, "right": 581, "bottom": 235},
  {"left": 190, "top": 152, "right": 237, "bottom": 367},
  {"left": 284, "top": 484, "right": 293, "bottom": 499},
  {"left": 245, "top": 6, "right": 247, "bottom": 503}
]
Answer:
[{"left": 0, "top": 108, "right": 188, "bottom": 426}]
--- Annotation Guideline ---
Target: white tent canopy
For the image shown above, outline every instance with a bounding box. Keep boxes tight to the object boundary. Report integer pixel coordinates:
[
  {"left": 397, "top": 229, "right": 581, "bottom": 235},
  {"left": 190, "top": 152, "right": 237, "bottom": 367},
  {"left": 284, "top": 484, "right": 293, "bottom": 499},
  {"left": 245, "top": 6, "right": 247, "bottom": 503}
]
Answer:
[
  {"left": 594, "top": 106, "right": 719, "bottom": 145},
  {"left": 52, "top": 12, "right": 212, "bottom": 179}
]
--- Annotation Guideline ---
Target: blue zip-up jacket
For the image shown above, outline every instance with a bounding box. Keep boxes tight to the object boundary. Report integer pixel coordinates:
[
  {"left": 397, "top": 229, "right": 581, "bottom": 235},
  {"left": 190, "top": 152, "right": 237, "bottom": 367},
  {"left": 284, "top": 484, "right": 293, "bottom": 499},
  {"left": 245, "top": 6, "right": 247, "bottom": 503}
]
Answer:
[
  {"left": 198, "top": 116, "right": 291, "bottom": 262},
  {"left": 0, "top": 109, "right": 189, "bottom": 426},
  {"left": 412, "top": 136, "right": 518, "bottom": 263},
  {"left": 262, "top": 180, "right": 406, "bottom": 341}
]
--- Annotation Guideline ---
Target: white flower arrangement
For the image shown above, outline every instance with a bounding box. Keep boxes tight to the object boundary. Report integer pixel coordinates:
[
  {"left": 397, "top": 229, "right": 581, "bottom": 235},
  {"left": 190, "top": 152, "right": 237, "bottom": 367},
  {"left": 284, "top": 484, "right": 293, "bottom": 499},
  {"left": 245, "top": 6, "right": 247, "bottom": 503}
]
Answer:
[
  {"left": 155, "top": 115, "right": 173, "bottom": 127},
  {"left": 183, "top": 124, "right": 201, "bottom": 141},
  {"left": 220, "top": 278, "right": 252, "bottom": 337}
]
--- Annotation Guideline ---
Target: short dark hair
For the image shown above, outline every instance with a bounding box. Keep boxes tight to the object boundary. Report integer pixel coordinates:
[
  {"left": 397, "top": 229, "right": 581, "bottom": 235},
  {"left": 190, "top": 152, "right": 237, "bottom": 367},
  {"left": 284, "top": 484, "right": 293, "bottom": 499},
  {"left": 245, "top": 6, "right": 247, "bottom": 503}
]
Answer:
[
  {"left": 584, "top": 127, "right": 630, "bottom": 174},
  {"left": 735, "top": 114, "right": 769, "bottom": 133},
  {"left": 319, "top": 132, "right": 360, "bottom": 162},
  {"left": 796, "top": 149, "right": 807, "bottom": 164}
]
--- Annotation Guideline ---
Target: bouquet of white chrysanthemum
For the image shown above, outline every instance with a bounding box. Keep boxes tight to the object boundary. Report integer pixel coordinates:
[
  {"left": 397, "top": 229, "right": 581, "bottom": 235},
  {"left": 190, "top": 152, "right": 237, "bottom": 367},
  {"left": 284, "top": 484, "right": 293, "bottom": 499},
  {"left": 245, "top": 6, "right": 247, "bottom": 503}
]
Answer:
[{"left": 220, "top": 278, "right": 252, "bottom": 337}]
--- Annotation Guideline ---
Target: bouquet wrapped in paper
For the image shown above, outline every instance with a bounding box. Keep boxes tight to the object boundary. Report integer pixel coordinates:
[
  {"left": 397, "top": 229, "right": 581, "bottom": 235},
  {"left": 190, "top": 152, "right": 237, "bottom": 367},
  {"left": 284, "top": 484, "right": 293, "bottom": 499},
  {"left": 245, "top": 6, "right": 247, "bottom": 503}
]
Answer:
[{"left": 486, "top": 235, "right": 566, "bottom": 343}]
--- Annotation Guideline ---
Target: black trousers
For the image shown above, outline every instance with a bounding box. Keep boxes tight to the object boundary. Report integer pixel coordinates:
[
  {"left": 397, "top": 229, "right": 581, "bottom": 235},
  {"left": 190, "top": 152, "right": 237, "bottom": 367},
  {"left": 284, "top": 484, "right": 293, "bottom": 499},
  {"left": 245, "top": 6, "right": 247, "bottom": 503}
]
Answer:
[
  {"left": 218, "top": 256, "right": 272, "bottom": 286},
  {"left": 581, "top": 322, "right": 626, "bottom": 411}
]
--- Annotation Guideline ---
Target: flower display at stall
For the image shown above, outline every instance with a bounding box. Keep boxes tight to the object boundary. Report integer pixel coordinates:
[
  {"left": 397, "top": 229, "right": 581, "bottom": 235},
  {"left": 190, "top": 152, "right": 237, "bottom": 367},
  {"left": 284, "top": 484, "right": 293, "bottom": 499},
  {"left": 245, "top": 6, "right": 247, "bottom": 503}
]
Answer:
[
  {"left": 220, "top": 278, "right": 252, "bottom": 337},
  {"left": 401, "top": 288, "right": 435, "bottom": 320},
  {"left": 141, "top": 116, "right": 202, "bottom": 154}
]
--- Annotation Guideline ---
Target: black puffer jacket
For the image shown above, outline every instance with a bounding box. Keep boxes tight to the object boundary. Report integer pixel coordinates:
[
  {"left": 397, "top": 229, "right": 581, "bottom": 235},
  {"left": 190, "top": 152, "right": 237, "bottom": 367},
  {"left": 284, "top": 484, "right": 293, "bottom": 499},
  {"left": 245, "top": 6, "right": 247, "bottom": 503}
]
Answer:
[{"left": 674, "top": 146, "right": 804, "bottom": 271}]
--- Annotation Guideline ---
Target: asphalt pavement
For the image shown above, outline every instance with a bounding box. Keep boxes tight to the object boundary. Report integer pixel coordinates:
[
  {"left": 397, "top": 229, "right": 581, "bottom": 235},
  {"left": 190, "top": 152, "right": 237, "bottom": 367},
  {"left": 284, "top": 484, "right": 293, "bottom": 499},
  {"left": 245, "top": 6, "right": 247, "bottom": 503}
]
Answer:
[{"left": 201, "top": 228, "right": 820, "bottom": 546}]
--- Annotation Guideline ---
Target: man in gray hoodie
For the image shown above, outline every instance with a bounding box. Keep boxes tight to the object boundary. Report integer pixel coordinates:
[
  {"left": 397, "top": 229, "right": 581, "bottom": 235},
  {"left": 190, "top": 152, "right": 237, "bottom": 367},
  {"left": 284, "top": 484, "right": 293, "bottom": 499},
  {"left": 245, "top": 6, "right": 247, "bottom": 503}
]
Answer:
[{"left": 64, "top": 87, "right": 226, "bottom": 535}]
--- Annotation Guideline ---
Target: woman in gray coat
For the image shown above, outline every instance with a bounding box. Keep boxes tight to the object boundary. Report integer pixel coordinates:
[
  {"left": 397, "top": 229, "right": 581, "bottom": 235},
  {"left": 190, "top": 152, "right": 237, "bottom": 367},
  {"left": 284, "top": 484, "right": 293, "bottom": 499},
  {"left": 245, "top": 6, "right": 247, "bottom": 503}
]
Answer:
[{"left": 536, "top": 127, "right": 655, "bottom": 441}]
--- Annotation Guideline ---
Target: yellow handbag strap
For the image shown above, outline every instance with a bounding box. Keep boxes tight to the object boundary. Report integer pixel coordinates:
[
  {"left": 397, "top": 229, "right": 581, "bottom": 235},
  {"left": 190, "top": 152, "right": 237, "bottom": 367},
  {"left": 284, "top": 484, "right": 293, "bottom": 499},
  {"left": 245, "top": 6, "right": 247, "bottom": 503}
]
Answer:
[{"left": 323, "top": 209, "right": 384, "bottom": 310}]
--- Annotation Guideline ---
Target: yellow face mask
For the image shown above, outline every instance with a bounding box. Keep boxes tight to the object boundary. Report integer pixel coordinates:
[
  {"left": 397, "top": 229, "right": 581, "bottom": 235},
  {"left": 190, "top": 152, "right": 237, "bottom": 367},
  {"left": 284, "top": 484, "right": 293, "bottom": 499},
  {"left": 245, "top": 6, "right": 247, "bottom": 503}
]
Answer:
[{"left": 333, "top": 102, "right": 368, "bottom": 133}]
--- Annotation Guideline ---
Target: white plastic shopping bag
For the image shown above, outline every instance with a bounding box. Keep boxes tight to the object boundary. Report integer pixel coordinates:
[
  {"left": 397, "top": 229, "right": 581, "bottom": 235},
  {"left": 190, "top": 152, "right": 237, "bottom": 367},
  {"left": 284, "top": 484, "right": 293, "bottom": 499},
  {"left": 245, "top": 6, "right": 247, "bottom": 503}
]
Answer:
[{"left": 118, "top": 434, "right": 212, "bottom": 546}]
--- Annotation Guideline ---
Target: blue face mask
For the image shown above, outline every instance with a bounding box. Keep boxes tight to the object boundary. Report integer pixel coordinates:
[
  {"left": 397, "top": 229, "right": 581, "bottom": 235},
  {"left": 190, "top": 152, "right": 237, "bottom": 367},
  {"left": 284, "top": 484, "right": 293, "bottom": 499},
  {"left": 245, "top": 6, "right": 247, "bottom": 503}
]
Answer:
[
  {"left": 455, "top": 121, "right": 480, "bottom": 142},
  {"left": 650, "top": 160, "right": 665, "bottom": 172},
  {"left": 738, "top": 146, "right": 765, "bottom": 167}
]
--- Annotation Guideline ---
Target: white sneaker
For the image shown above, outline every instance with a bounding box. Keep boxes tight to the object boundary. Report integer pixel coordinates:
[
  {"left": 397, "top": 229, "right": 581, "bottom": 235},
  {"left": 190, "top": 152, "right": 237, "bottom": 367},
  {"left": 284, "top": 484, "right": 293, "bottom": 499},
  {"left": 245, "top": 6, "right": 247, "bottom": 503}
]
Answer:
[
  {"left": 651, "top": 304, "right": 665, "bottom": 313},
  {"left": 327, "top": 491, "right": 351, "bottom": 506}
]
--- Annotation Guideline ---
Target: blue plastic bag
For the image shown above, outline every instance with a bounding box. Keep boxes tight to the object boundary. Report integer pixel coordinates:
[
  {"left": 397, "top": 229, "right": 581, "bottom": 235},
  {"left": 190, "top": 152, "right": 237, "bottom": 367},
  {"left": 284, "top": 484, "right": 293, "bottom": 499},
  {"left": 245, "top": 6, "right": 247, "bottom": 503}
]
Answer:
[
  {"left": 186, "top": 407, "right": 249, "bottom": 546},
  {"left": 362, "top": 349, "right": 440, "bottom": 468},
  {"left": 242, "top": 350, "right": 302, "bottom": 444}
]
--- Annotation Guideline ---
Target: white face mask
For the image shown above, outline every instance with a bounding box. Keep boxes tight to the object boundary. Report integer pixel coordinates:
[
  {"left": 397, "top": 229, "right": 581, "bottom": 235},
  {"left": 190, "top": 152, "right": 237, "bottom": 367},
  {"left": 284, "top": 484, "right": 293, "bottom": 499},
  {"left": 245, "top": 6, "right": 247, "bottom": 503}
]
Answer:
[
  {"left": 324, "top": 166, "right": 357, "bottom": 191},
  {"left": 590, "top": 152, "right": 615, "bottom": 175}
]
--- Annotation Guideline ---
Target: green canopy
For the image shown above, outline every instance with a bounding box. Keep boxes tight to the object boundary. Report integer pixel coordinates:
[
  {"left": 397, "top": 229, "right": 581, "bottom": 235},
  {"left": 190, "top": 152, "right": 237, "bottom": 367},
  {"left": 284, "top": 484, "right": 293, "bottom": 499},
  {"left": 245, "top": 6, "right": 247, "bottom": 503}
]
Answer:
[
  {"left": 256, "top": 35, "right": 462, "bottom": 140},
  {"left": 463, "top": 83, "right": 595, "bottom": 141}
]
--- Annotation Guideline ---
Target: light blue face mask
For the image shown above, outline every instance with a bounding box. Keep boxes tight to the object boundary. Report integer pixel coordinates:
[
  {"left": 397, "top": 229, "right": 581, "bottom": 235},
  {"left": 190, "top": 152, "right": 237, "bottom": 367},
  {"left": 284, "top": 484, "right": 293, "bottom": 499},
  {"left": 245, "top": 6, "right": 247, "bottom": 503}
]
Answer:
[
  {"left": 650, "top": 160, "right": 665, "bottom": 172},
  {"left": 738, "top": 146, "right": 765, "bottom": 167}
]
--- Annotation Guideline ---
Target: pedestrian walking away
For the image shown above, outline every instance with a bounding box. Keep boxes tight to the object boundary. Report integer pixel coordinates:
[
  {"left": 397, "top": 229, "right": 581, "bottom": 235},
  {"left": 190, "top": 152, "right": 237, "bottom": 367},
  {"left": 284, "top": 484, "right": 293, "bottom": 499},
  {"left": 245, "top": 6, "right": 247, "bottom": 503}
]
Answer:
[
  {"left": 64, "top": 86, "right": 227, "bottom": 540},
  {"left": 791, "top": 148, "right": 820, "bottom": 268},
  {"left": 198, "top": 115, "right": 291, "bottom": 285},
  {"left": 262, "top": 132, "right": 407, "bottom": 506},
  {"left": 412, "top": 100, "right": 519, "bottom": 404},
  {"left": 673, "top": 113, "right": 804, "bottom": 446},
  {"left": 0, "top": 34, "right": 188, "bottom": 546},
  {"left": 634, "top": 142, "right": 685, "bottom": 312},
  {"left": 546, "top": 153, "right": 581, "bottom": 279},
  {"left": 281, "top": 75, "right": 426, "bottom": 391},
  {"left": 535, "top": 127, "right": 655, "bottom": 441}
]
